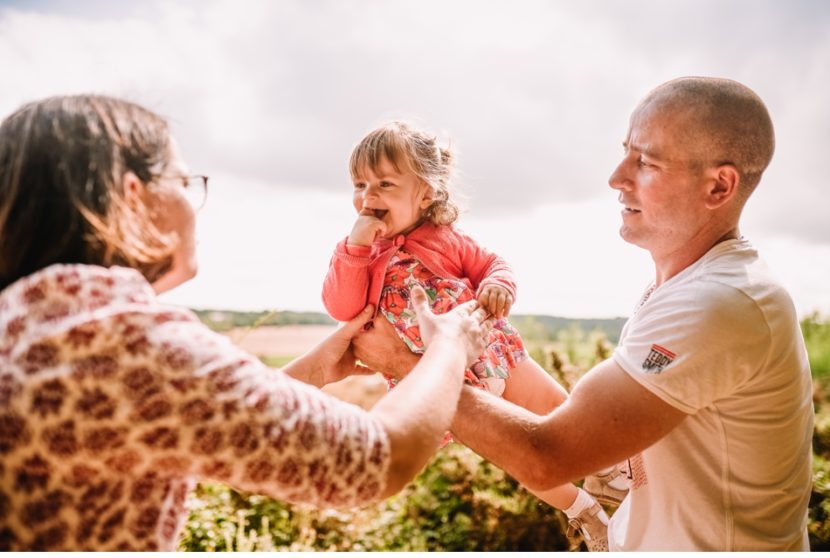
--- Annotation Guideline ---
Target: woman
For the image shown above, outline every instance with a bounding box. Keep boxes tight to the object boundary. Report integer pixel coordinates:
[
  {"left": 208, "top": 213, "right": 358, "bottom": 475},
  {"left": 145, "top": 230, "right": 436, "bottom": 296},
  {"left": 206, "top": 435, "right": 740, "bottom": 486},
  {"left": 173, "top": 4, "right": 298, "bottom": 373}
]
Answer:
[{"left": 0, "top": 95, "right": 492, "bottom": 551}]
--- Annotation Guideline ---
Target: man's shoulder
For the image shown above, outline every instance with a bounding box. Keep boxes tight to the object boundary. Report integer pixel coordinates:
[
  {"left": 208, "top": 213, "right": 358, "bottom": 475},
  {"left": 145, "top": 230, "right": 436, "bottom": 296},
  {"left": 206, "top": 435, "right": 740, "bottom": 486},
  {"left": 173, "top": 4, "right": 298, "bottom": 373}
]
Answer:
[
  {"left": 635, "top": 265, "right": 772, "bottom": 344},
  {"left": 696, "top": 240, "right": 796, "bottom": 322}
]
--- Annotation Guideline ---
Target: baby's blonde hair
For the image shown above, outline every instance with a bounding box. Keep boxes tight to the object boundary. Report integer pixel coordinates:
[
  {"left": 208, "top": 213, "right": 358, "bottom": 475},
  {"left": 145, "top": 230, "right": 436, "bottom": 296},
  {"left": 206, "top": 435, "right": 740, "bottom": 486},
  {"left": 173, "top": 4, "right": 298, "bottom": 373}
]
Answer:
[{"left": 349, "top": 121, "right": 459, "bottom": 226}]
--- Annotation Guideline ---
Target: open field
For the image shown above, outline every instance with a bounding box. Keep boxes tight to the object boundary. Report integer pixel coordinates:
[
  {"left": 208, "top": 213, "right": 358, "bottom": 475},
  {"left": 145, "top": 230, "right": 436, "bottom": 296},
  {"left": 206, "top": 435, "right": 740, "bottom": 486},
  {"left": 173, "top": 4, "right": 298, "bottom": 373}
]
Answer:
[
  {"left": 222, "top": 324, "right": 386, "bottom": 409},
  {"left": 223, "top": 324, "right": 337, "bottom": 356}
]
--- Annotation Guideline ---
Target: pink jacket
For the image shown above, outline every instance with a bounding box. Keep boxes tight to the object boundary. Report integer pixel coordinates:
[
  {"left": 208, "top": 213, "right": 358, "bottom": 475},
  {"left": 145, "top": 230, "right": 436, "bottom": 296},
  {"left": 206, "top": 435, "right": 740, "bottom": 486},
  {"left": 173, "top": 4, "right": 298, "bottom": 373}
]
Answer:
[{"left": 322, "top": 223, "right": 517, "bottom": 322}]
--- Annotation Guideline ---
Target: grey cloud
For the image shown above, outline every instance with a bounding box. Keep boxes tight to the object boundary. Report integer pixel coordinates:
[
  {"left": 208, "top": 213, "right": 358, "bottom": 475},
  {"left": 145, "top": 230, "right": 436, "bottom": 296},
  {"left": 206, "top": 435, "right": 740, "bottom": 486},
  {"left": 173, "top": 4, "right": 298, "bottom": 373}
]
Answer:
[
  {"left": 3, "top": 0, "right": 829, "bottom": 244},
  {"left": 170, "top": 0, "right": 637, "bottom": 208},
  {"left": 170, "top": 0, "right": 830, "bottom": 225}
]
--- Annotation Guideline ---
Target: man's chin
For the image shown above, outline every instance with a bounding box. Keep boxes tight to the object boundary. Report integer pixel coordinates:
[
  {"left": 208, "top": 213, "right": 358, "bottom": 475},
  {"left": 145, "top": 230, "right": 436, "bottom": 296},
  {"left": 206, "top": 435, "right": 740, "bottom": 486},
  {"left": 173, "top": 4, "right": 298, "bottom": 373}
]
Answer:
[{"left": 619, "top": 228, "right": 647, "bottom": 249}]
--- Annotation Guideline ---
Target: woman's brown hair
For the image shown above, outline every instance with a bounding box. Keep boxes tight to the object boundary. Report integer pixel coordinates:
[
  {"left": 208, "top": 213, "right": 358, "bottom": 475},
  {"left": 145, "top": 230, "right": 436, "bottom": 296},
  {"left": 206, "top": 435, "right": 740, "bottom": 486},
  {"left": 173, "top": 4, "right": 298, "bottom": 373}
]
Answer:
[{"left": 0, "top": 94, "right": 176, "bottom": 291}]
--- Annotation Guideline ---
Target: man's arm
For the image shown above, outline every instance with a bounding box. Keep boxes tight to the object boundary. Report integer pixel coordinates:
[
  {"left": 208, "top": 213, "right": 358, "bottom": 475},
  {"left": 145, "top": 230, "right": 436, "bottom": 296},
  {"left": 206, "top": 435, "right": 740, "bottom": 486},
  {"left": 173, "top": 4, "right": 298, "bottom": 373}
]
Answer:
[
  {"left": 451, "top": 358, "right": 688, "bottom": 490},
  {"left": 352, "top": 314, "right": 688, "bottom": 490}
]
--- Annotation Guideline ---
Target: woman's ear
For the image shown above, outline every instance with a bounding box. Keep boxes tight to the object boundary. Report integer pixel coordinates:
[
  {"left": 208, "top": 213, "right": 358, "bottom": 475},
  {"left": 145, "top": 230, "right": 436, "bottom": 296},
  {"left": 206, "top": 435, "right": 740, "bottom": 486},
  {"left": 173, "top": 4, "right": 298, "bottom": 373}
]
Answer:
[
  {"left": 705, "top": 164, "right": 740, "bottom": 209},
  {"left": 122, "top": 171, "right": 147, "bottom": 207}
]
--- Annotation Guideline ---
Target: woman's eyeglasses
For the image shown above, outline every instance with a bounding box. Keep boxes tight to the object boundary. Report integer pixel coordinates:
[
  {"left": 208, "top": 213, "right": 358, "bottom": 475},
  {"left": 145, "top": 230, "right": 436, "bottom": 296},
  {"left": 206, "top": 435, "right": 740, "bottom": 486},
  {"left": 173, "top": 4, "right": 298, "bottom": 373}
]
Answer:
[{"left": 165, "top": 174, "right": 209, "bottom": 210}]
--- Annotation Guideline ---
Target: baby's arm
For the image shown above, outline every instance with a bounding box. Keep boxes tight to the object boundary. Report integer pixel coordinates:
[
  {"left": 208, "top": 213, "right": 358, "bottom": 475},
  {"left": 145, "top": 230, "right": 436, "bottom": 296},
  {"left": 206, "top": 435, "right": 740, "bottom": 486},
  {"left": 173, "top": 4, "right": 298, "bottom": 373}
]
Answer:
[
  {"left": 453, "top": 228, "right": 517, "bottom": 318},
  {"left": 322, "top": 237, "right": 374, "bottom": 322}
]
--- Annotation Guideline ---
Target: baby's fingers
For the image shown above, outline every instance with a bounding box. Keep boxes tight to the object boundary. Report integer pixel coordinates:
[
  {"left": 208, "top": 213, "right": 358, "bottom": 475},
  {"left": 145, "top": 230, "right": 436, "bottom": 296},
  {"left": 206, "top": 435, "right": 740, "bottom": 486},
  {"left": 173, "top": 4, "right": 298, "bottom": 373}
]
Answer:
[{"left": 502, "top": 297, "right": 513, "bottom": 318}]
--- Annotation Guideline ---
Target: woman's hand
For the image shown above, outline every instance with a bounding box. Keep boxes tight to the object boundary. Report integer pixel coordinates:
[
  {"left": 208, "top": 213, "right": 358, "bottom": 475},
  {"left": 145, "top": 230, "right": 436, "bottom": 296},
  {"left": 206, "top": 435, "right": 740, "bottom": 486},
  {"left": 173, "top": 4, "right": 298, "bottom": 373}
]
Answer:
[
  {"left": 369, "top": 286, "right": 494, "bottom": 498},
  {"left": 410, "top": 285, "right": 492, "bottom": 367},
  {"left": 476, "top": 284, "right": 513, "bottom": 319},
  {"left": 353, "top": 286, "right": 493, "bottom": 378},
  {"left": 281, "top": 304, "right": 376, "bottom": 387}
]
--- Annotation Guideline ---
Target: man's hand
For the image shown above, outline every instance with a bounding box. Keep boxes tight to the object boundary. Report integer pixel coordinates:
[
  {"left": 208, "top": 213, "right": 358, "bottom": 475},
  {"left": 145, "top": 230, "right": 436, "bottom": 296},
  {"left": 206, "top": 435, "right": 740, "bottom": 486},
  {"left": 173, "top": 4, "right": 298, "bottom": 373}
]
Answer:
[
  {"left": 477, "top": 284, "right": 513, "bottom": 319},
  {"left": 352, "top": 315, "right": 420, "bottom": 379},
  {"left": 282, "top": 304, "right": 376, "bottom": 387},
  {"left": 348, "top": 208, "right": 388, "bottom": 246}
]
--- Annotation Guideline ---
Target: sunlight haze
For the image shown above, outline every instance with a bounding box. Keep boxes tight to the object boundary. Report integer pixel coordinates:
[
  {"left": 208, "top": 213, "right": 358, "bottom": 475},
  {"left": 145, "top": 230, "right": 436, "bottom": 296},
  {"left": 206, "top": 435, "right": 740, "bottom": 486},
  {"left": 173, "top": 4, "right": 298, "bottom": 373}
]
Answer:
[{"left": 1, "top": 0, "right": 828, "bottom": 318}]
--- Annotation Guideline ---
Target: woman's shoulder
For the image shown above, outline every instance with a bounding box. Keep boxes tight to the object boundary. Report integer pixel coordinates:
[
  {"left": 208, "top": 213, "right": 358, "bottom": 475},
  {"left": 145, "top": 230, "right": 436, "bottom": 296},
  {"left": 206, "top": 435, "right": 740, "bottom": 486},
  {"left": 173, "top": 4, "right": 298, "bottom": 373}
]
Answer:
[
  {"left": 0, "top": 263, "right": 204, "bottom": 356},
  {"left": 1, "top": 263, "right": 153, "bottom": 305}
]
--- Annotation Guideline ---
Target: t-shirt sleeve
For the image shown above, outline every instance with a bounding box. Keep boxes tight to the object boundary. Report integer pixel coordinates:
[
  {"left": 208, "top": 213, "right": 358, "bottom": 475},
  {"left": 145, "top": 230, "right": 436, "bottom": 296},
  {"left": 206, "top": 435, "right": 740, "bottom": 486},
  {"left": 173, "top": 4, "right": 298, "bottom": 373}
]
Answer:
[{"left": 613, "top": 281, "right": 770, "bottom": 414}]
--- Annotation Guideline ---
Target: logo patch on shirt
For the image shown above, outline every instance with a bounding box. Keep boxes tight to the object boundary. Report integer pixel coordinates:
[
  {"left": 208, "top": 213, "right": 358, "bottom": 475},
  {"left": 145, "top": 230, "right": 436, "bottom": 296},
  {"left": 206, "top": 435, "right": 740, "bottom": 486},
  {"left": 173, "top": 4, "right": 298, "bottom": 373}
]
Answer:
[{"left": 642, "top": 344, "right": 676, "bottom": 373}]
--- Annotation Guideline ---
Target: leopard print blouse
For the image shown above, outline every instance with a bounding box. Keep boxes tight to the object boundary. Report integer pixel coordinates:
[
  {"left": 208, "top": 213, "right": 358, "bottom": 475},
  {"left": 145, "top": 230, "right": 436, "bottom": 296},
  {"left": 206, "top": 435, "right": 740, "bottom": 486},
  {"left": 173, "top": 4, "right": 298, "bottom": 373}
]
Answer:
[{"left": 0, "top": 264, "right": 390, "bottom": 551}]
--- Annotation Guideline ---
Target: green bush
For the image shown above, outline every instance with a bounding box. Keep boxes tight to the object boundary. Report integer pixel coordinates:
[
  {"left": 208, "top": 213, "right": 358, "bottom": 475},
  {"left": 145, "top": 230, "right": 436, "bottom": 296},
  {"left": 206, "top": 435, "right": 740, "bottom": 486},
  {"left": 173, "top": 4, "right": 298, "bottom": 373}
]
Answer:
[
  {"left": 182, "top": 313, "right": 830, "bottom": 551},
  {"left": 180, "top": 444, "right": 572, "bottom": 552},
  {"left": 803, "top": 312, "right": 830, "bottom": 381}
]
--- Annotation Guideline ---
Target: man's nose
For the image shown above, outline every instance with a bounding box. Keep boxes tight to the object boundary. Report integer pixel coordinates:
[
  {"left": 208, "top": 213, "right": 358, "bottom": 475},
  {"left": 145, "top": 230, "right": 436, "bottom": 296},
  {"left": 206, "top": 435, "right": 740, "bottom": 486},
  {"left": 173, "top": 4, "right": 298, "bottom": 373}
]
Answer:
[{"left": 608, "top": 160, "right": 631, "bottom": 191}]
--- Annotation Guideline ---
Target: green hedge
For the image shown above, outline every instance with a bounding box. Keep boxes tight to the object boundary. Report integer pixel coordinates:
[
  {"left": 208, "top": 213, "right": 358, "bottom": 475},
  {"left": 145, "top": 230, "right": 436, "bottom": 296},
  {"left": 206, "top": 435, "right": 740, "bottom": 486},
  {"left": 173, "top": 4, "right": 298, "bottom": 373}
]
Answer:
[
  {"left": 180, "top": 443, "right": 574, "bottom": 551},
  {"left": 181, "top": 314, "right": 830, "bottom": 551}
]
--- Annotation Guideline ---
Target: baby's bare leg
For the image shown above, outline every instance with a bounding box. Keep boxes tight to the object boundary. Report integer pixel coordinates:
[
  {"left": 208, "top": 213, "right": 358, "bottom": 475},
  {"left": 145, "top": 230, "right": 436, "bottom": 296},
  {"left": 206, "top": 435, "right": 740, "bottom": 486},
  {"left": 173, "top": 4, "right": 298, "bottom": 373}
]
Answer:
[
  {"left": 503, "top": 358, "right": 578, "bottom": 509},
  {"left": 503, "top": 357, "right": 568, "bottom": 414}
]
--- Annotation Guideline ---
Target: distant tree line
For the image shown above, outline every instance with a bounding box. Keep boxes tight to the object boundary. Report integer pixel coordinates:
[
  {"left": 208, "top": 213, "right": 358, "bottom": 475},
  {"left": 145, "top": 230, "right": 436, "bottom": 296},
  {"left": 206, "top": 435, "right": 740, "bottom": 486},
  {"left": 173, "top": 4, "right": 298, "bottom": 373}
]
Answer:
[
  {"left": 191, "top": 309, "right": 337, "bottom": 331},
  {"left": 191, "top": 308, "right": 627, "bottom": 342}
]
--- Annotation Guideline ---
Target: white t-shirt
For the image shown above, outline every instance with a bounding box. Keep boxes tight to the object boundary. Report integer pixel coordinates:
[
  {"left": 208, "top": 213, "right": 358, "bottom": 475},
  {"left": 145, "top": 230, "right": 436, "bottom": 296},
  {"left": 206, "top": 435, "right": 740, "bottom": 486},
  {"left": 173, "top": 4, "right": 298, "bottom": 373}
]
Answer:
[{"left": 609, "top": 238, "right": 814, "bottom": 551}]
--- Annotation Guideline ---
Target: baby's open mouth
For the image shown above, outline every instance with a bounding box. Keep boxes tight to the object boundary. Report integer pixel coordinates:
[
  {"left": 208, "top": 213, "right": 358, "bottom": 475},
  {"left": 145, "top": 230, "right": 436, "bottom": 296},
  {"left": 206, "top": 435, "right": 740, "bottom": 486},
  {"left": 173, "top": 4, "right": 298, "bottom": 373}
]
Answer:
[{"left": 370, "top": 208, "right": 388, "bottom": 219}]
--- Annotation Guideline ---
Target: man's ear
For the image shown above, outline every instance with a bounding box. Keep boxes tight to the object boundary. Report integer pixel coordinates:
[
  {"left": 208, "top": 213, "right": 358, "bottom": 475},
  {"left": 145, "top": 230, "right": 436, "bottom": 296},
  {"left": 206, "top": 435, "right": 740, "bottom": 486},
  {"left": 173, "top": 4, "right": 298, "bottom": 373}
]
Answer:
[{"left": 705, "top": 164, "right": 740, "bottom": 209}]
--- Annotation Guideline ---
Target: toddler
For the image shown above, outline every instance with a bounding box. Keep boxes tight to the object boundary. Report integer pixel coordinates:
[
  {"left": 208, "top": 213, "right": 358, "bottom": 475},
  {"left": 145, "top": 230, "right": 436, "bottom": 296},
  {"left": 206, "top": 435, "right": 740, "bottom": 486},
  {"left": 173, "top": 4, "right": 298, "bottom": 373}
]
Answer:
[{"left": 322, "top": 121, "right": 609, "bottom": 550}]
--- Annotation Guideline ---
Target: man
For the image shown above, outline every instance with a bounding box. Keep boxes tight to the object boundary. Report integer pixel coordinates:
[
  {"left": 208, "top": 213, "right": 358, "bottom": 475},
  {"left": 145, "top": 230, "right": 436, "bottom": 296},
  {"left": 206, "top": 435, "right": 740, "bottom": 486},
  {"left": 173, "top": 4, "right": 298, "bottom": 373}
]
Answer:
[{"left": 352, "top": 77, "right": 814, "bottom": 551}]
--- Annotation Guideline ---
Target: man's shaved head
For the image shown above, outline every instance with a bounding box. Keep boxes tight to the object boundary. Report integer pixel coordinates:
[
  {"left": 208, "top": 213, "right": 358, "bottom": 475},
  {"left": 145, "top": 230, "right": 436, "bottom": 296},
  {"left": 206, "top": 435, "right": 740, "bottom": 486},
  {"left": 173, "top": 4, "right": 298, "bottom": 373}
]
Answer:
[{"left": 636, "top": 77, "right": 775, "bottom": 194}]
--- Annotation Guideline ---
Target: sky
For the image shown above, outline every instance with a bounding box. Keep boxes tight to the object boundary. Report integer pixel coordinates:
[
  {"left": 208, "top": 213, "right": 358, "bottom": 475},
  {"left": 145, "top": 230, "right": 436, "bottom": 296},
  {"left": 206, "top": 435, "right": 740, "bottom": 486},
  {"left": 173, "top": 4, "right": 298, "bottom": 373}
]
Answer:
[{"left": 1, "top": 0, "right": 828, "bottom": 319}]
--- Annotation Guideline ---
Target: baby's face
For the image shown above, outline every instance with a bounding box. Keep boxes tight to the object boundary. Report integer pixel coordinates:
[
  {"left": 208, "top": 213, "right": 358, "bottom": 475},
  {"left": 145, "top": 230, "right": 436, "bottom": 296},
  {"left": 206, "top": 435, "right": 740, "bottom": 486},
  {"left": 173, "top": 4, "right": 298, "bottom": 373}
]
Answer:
[{"left": 352, "top": 157, "right": 433, "bottom": 238}]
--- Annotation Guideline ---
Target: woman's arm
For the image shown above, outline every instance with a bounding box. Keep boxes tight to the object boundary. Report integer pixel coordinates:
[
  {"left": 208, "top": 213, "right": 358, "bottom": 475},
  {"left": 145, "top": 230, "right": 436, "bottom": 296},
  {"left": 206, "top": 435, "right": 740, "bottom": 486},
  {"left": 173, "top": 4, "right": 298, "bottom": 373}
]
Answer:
[
  {"left": 127, "top": 287, "right": 491, "bottom": 508},
  {"left": 290, "top": 287, "right": 495, "bottom": 498},
  {"left": 369, "top": 287, "right": 492, "bottom": 496},
  {"left": 281, "top": 304, "right": 377, "bottom": 387}
]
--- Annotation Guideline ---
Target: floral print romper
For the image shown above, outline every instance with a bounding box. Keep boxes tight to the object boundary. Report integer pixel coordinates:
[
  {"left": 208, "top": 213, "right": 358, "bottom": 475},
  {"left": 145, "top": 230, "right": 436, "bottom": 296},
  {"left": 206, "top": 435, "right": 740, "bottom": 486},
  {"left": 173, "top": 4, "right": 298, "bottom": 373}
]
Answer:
[{"left": 378, "top": 250, "right": 528, "bottom": 394}]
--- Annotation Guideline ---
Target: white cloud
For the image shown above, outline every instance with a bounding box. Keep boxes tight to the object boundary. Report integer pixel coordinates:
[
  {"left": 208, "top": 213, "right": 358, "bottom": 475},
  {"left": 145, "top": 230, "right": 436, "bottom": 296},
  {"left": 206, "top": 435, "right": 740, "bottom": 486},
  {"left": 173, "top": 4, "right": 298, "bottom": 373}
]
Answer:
[{"left": 1, "top": 0, "right": 828, "bottom": 318}]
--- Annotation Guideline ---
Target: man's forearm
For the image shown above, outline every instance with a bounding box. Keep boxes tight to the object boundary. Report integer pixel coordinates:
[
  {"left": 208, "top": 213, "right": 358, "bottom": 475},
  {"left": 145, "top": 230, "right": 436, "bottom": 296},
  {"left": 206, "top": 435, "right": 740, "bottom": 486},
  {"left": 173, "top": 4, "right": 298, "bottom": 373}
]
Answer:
[
  {"left": 452, "top": 360, "right": 688, "bottom": 491},
  {"left": 450, "top": 386, "right": 568, "bottom": 490}
]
